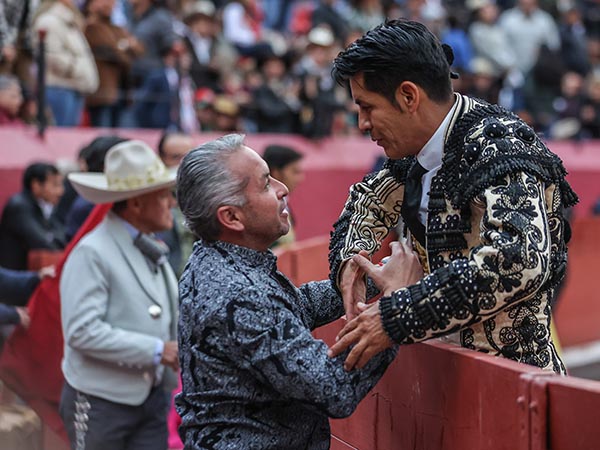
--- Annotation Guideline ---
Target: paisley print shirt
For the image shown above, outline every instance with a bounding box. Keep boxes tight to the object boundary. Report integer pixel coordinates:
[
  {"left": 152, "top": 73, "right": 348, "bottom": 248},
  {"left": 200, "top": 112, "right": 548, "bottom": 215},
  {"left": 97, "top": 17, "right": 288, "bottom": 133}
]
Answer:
[
  {"left": 176, "top": 240, "right": 396, "bottom": 450},
  {"left": 329, "top": 94, "right": 578, "bottom": 375}
]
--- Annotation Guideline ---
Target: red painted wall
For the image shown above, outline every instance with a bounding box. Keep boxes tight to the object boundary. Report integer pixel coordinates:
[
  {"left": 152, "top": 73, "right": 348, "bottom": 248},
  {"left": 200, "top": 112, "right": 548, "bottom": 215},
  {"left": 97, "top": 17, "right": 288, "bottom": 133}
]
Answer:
[{"left": 1, "top": 127, "right": 599, "bottom": 242}]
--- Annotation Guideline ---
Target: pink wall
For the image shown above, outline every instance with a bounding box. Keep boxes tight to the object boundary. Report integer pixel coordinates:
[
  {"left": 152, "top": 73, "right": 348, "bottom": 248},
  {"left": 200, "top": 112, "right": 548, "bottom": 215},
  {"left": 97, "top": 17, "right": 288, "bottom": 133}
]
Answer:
[{"left": 0, "top": 127, "right": 598, "bottom": 241}]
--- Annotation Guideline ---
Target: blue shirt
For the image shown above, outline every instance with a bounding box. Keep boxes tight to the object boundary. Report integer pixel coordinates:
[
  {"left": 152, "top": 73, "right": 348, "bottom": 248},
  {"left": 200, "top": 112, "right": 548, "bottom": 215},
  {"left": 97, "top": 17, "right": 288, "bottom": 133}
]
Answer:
[{"left": 176, "top": 240, "right": 396, "bottom": 449}]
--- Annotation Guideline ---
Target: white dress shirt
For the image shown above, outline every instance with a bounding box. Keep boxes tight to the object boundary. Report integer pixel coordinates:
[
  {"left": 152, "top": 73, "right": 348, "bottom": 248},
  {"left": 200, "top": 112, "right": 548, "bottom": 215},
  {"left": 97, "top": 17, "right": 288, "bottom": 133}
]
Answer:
[{"left": 415, "top": 96, "right": 460, "bottom": 225}]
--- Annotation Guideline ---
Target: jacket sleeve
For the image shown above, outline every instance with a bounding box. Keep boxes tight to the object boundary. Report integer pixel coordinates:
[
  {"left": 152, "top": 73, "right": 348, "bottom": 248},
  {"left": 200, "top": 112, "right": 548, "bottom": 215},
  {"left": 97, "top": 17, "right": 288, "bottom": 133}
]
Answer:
[
  {"left": 379, "top": 171, "right": 553, "bottom": 343},
  {"left": 220, "top": 287, "right": 396, "bottom": 418},
  {"left": 0, "top": 304, "right": 20, "bottom": 325},
  {"left": 3, "top": 199, "right": 64, "bottom": 250},
  {"left": 297, "top": 279, "right": 344, "bottom": 329},
  {"left": 328, "top": 163, "right": 405, "bottom": 289},
  {"left": 0, "top": 267, "right": 40, "bottom": 306},
  {"left": 60, "top": 243, "right": 158, "bottom": 367}
]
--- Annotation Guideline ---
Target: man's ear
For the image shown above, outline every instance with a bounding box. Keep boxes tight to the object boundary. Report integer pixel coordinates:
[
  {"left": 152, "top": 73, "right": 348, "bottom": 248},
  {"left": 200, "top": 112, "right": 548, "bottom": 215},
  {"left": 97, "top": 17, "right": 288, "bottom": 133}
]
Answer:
[
  {"left": 216, "top": 205, "right": 244, "bottom": 232},
  {"left": 394, "top": 81, "right": 420, "bottom": 113}
]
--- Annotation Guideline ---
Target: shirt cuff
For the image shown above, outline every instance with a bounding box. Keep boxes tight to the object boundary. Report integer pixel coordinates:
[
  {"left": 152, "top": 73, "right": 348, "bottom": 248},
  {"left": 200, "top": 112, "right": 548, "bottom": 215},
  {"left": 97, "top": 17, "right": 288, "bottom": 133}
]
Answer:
[{"left": 153, "top": 340, "right": 164, "bottom": 366}]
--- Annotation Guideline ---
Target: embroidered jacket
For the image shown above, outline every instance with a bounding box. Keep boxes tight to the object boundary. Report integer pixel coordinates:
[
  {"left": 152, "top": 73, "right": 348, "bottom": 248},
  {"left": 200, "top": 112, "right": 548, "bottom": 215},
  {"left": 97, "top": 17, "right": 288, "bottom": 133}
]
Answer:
[
  {"left": 329, "top": 94, "right": 578, "bottom": 374},
  {"left": 176, "top": 240, "right": 396, "bottom": 450}
]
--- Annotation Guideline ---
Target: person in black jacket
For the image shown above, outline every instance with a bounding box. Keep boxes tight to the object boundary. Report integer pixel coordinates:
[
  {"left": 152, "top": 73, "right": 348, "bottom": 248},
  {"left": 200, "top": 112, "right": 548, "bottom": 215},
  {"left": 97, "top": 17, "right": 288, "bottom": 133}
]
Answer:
[{"left": 0, "top": 162, "right": 66, "bottom": 270}]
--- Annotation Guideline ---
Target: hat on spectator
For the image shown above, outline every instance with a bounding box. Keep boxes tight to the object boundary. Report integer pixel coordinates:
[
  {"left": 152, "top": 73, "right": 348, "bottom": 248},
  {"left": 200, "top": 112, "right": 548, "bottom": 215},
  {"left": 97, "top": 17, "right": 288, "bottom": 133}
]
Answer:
[
  {"left": 195, "top": 87, "right": 216, "bottom": 109},
  {"left": 471, "top": 57, "right": 497, "bottom": 77},
  {"left": 466, "top": 0, "right": 494, "bottom": 10},
  {"left": 307, "top": 26, "right": 335, "bottom": 48},
  {"left": 69, "top": 140, "right": 176, "bottom": 204},
  {"left": 183, "top": 0, "right": 216, "bottom": 24},
  {"left": 213, "top": 96, "right": 240, "bottom": 117}
]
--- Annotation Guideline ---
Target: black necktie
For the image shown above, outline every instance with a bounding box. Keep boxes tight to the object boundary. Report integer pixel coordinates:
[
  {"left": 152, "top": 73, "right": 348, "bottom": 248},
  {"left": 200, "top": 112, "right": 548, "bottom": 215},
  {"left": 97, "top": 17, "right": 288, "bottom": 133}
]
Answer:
[{"left": 401, "top": 160, "right": 427, "bottom": 246}]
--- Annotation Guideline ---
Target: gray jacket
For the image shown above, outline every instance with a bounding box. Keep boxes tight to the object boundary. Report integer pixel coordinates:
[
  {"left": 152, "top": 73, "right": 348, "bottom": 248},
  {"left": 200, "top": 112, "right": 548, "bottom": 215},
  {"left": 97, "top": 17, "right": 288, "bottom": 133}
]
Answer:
[{"left": 60, "top": 212, "right": 178, "bottom": 405}]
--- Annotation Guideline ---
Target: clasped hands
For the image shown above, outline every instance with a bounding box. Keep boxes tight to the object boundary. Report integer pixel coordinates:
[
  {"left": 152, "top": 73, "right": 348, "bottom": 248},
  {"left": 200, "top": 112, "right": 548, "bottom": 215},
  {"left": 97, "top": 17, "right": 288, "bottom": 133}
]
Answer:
[{"left": 327, "top": 240, "right": 423, "bottom": 371}]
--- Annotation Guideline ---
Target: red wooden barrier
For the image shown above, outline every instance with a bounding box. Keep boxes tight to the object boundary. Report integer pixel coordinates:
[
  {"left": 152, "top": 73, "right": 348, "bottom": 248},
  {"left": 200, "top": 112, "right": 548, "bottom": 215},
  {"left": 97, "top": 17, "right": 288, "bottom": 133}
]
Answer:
[
  {"left": 554, "top": 217, "right": 600, "bottom": 348},
  {"left": 524, "top": 373, "right": 600, "bottom": 450},
  {"left": 277, "top": 235, "right": 600, "bottom": 450}
]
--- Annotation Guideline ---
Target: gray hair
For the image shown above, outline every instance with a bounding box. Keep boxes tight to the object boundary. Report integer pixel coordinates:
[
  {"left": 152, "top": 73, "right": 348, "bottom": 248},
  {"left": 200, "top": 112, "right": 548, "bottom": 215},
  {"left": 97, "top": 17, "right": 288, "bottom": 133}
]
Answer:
[{"left": 176, "top": 133, "right": 248, "bottom": 241}]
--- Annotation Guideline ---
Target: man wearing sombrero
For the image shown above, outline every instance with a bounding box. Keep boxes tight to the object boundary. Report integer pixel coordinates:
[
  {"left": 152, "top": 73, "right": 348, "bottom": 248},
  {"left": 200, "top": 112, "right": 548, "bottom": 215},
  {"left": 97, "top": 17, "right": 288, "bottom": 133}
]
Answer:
[{"left": 59, "top": 140, "right": 179, "bottom": 450}]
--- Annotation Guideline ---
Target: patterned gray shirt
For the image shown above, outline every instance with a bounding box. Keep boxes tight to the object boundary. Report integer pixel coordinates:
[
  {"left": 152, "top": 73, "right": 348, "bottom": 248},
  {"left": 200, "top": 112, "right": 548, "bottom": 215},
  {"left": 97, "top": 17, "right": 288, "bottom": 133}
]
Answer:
[{"left": 176, "top": 240, "right": 396, "bottom": 450}]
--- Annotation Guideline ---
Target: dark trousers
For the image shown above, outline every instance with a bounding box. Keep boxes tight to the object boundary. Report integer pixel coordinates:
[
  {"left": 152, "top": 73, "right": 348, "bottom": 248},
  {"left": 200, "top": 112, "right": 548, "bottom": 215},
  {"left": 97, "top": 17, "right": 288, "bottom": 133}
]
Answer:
[{"left": 59, "top": 382, "right": 169, "bottom": 450}]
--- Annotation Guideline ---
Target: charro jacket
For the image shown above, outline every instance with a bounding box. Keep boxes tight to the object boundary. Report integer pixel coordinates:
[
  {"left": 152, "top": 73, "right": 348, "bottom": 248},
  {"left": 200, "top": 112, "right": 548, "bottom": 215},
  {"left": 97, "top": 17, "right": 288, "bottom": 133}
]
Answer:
[
  {"left": 329, "top": 94, "right": 578, "bottom": 374},
  {"left": 60, "top": 212, "right": 178, "bottom": 405}
]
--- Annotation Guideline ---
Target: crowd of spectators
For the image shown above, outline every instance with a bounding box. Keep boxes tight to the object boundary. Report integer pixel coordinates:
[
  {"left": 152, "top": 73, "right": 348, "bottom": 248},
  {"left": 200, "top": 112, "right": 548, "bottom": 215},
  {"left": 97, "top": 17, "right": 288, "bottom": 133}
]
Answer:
[{"left": 2, "top": 0, "right": 600, "bottom": 139}]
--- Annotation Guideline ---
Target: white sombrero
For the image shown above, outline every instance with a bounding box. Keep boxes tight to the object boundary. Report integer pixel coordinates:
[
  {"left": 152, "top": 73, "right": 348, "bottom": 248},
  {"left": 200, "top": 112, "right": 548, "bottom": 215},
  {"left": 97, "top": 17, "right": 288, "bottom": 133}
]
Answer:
[{"left": 69, "top": 140, "right": 177, "bottom": 204}]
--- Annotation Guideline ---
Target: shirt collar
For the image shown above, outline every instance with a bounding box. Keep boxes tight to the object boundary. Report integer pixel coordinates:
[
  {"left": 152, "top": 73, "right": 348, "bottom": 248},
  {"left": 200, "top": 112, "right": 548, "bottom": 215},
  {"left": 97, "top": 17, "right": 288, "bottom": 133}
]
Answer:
[
  {"left": 37, "top": 199, "right": 54, "bottom": 220},
  {"left": 416, "top": 95, "right": 459, "bottom": 171},
  {"left": 114, "top": 213, "right": 141, "bottom": 240},
  {"left": 207, "top": 240, "right": 277, "bottom": 271}
]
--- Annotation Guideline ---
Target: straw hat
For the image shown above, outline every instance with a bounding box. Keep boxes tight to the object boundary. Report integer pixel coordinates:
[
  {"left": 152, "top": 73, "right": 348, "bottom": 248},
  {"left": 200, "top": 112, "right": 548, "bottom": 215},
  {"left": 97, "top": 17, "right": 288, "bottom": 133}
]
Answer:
[
  {"left": 182, "top": 0, "right": 216, "bottom": 24},
  {"left": 307, "top": 26, "right": 335, "bottom": 48},
  {"left": 68, "top": 140, "right": 176, "bottom": 204}
]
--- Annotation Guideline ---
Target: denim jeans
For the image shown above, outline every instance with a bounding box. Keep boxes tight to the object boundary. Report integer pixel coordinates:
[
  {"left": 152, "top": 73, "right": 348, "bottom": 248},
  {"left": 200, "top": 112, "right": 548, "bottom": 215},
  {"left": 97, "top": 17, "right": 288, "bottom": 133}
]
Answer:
[
  {"left": 88, "top": 103, "right": 123, "bottom": 128},
  {"left": 46, "top": 86, "right": 83, "bottom": 127}
]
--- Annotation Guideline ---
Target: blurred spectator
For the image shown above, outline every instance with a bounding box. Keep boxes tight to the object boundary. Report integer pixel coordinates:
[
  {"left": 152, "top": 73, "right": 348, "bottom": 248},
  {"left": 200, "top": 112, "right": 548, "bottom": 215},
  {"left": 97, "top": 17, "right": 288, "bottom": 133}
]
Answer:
[
  {"left": 32, "top": 0, "right": 99, "bottom": 126},
  {"left": 53, "top": 140, "right": 92, "bottom": 225},
  {"left": 212, "top": 94, "right": 241, "bottom": 131},
  {"left": 0, "top": 0, "right": 39, "bottom": 87},
  {"left": 0, "top": 74, "right": 24, "bottom": 125},
  {"left": 559, "top": 4, "right": 590, "bottom": 76},
  {"left": 580, "top": 74, "right": 600, "bottom": 138},
  {"left": 296, "top": 25, "right": 347, "bottom": 138},
  {"left": 222, "top": 0, "right": 273, "bottom": 58},
  {"left": 156, "top": 131, "right": 195, "bottom": 275},
  {"left": 129, "top": 0, "right": 178, "bottom": 88},
  {"left": 0, "top": 162, "right": 66, "bottom": 270},
  {"left": 343, "top": 0, "right": 385, "bottom": 33},
  {"left": 194, "top": 86, "right": 216, "bottom": 130},
  {"left": 466, "top": 57, "right": 502, "bottom": 104},
  {"left": 312, "top": 0, "right": 349, "bottom": 45},
  {"left": 64, "top": 135, "right": 128, "bottom": 240},
  {"left": 262, "top": 144, "right": 304, "bottom": 248},
  {"left": 181, "top": 0, "right": 236, "bottom": 92},
  {"left": 262, "top": 0, "right": 295, "bottom": 32},
  {"left": 468, "top": 0, "right": 517, "bottom": 77},
  {"left": 549, "top": 71, "right": 585, "bottom": 139},
  {"left": 523, "top": 43, "right": 567, "bottom": 132},
  {"left": 157, "top": 131, "right": 193, "bottom": 168},
  {"left": 441, "top": 14, "right": 473, "bottom": 74},
  {"left": 587, "top": 37, "right": 600, "bottom": 78},
  {"left": 499, "top": 0, "right": 561, "bottom": 76},
  {"left": 134, "top": 39, "right": 194, "bottom": 130},
  {"left": 251, "top": 49, "right": 301, "bottom": 133},
  {"left": 84, "top": 0, "right": 144, "bottom": 127}
]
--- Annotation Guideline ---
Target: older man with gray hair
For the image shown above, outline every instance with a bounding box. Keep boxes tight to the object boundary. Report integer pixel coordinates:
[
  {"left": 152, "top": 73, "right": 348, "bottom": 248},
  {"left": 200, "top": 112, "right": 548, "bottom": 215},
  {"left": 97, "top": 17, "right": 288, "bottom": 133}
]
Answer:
[{"left": 175, "top": 134, "right": 423, "bottom": 449}]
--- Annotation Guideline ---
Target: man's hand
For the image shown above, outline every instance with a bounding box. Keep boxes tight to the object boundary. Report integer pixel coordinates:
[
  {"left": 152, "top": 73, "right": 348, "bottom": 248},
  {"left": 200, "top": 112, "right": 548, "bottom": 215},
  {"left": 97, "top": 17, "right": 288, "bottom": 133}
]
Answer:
[
  {"left": 329, "top": 241, "right": 424, "bottom": 370},
  {"left": 339, "top": 250, "right": 370, "bottom": 321},
  {"left": 353, "top": 241, "right": 423, "bottom": 296},
  {"left": 161, "top": 340, "right": 179, "bottom": 371},
  {"left": 16, "top": 307, "right": 30, "bottom": 329},
  {"left": 328, "top": 301, "right": 392, "bottom": 371},
  {"left": 38, "top": 265, "right": 56, "bottom": 279}
]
